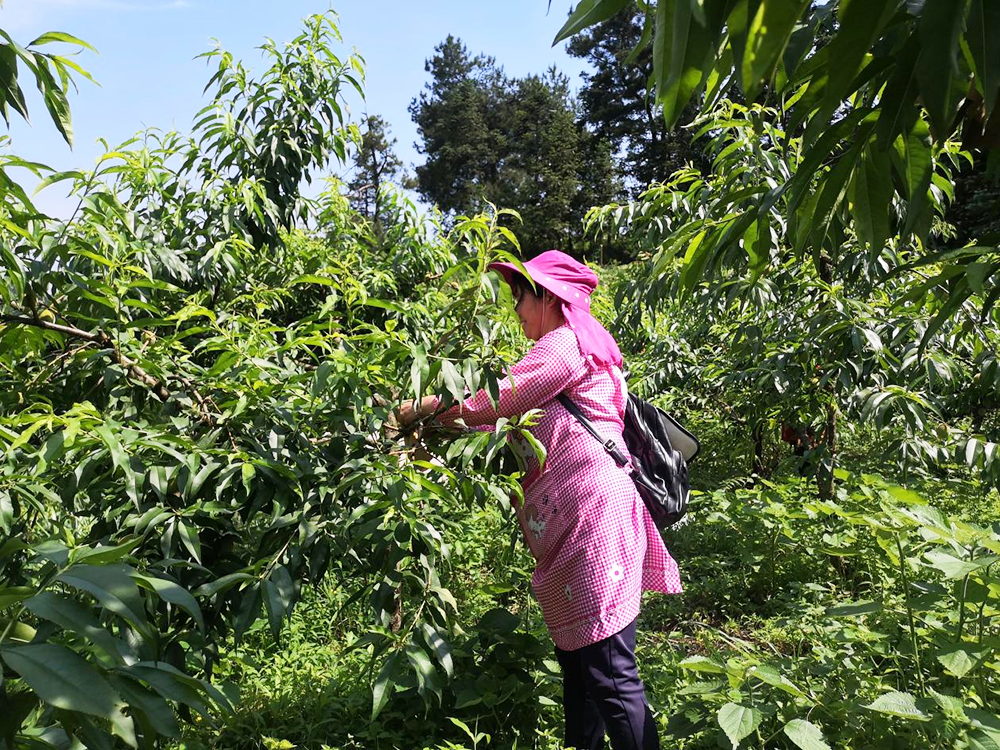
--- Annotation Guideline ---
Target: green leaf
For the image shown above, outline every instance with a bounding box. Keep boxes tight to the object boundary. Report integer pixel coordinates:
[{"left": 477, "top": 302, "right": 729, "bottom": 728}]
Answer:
[
  {"left": 680, "top": 228, "right": 716, "bottom": 292},
  {"left": 477, "top": 607, "right": 520, "bottom": 635},
  {"left": 717, "top": 702, "right": 762, "bottom": 747},
  {"left": 796, "top": 139, "right": 861, "bottom": 252},
  {"left": 1, "top": 643, "right": 120, "bottom": 719},
  {"left": 364, "top": 298, "right": 405, "bottom": 314},
  {"left": 120, "top": 663, "right": 211, "bottom": 720},
  {"left": 440, "top": 359, "right": 465, "bottom": 403},
  {"left": 967, "top": 0, "right": 1000, "bottom": 115},
  {"left": 107, "top": 674, "right": 180, "bottom": 738},
  {"left": 744, "top": 217, "right": 771, "bottom": 279},
  {"left": 58, "top": 563, "right": 149, "bottom": 631},
  {"left": 783, "top": 719, "right": 832, "bottom": 750},
  {"left": 177, "top": 520, "right": 202, "bottom": 563},
  {"left": 929, "top": 688, "right": 967, "bottom": 716},
  {"left": 742, "top": 0, "right": 810, "bottom": 99},
  {"left": 372, "top": 650, "right": 402, "bottom": 721},
  {"left": 24, "top": 592, "right": 128, "bottom": 661},
  {"left": 0, "top": 490, "right": 11, "bottom": 535},
  {"left": 289, "top": 273, "right": 336, "bottom": 287},
  {"left": 405, "top": 641, "right": 442, "bottom": 704},
  {"left": 420, "top": 622, "right": 454, "bottom": 678},
  {"left": 924, "top": 549, "right": 997, "bottom": 579},
  {"left": 655, "top": 0, "right": 716, "bottom": 126},
  {"left": 33, "top": 169, "right": 84, "bottom": 195},
  {"left": 864, "top": 690, "right": 930, "bottom": 721},
  {"left": 747, "top": 664, "right": 804, "bottom": 696},
  {"left": 0, "top": 689, "right": 39, "bottom": 749},
  {"left": 916, "top": 0, "right": 967, "bottom": 140},
  {"left": 937, "top": 643, "right": 986, "bottom": 678},
  {"left": 70, "top": 538, "right": 141, "bottom": 566},
  {"left": 410, "top": 343, "right": 429, "bottom": 399},
  {"left": 33, "top": 61, "right": 74, "bottom": 145},
  {"left": 0, "top": 586, "right": 35, "bottom": 609},
  {"left": 679, "top": 654, "right": 727, "bottom": 673},
  {"left": 969, "top": 730, "right": 1000, "bottom": 750},
  {"left": 820, "top": 0, "right": 897, "bottom": 117},
  {"left": 967, "top": 263, "right": 992, "bottom": 294},
  {"left": 7, "top": 419, "right": 47, "bottom": 453},
  {"left": 263, "top": 564, "right": 295, "bottom": 641},
  {"left": 893, "top": 118, "right": 933, "bottom": 239},
  {"left": 28, "top": 31, "right": 97, "bottom": 52},
  {"left": 787, "top": 107, "right": 874, "bottom": 213},
  {"left": 552, "top": 0, "right": 631, "bottom": 45},
  {"left": 850, "top": 143, "right": 893, "bottom": 253},
  {"left": 94, "top": 423, "right": 129, "bottom": 474},
  {"left": 132, "top": 573, "right": 204, "bottom": 631},
  {"left": 518, "top": 427, "right": 548, "bottom": 472},
  {"left": 241, "top": 462, "right": 256, "bottom": 494},
  {"left": 193, "top": 572, "right": 254, "bottom": 598},
  {"left": 825, "top": 600, "right": 883, "bottom": 617},
  {"left": 876, "top": 34, "right": 921, "bottom": 148}
]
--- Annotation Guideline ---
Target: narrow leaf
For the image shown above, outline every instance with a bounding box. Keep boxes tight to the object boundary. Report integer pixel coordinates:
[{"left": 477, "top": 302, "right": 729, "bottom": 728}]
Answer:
[{"left": 552, "top": 0, "right": 631, "bottom": 45}]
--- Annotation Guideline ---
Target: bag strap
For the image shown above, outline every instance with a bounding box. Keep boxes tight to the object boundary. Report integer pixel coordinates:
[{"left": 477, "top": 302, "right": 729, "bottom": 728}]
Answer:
[{"left": 556, "top": 394, "right": 629, "bottom": 468}]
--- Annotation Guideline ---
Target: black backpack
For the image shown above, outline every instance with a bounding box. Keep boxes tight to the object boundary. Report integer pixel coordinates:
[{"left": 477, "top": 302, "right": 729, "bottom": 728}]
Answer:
[{"left": 557, "top": 393, "right": 699, "bottom": 528}]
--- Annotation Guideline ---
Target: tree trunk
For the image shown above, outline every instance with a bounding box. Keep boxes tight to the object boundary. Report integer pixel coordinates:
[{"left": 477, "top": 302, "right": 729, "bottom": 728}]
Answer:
[
  {"left": 752, "top": 420, "right": 766, "bottom": 476},
  {"left": 817, "top": 398, "right": 838, "bottom": 501}
]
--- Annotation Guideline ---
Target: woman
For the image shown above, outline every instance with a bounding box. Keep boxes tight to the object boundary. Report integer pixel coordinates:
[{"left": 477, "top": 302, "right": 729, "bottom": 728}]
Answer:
[{"left": 400, "top": 250, "right": 682, "bottom": 750}]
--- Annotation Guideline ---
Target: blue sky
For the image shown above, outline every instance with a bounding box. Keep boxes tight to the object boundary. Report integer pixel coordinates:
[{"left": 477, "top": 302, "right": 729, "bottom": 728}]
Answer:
[{"left": 1, "top": 0, "right": 591, "bottom": 216}]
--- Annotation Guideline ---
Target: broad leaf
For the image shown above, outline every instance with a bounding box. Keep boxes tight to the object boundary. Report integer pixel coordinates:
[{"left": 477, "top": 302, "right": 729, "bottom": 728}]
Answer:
[
  {"left": 783, "top": 719, "right": 832, "bottom": 750},
  {"left": 937, "top": 643, "right": 987, "bottom": 678},
  {"left": 717, "top": 702, "right": 762, "bottom": 747},
  {"left": 678, "top": 654, "right": 727, "bottom": 673},
  {"left": 1, "top": 643, "right": 120, "bottom": 719},
  {"left": 132, "top": 573, "right": 205, "bottom": 631},
  {"left": 864, "top": 690, "right": 930, "bottom": 721},
  {"left": 742, "top": 0, "right": 810, "bottom": 99},
  {"left": 372, "top": 650, "right": 402, "bottom": 721},
  {"left": 915, "top": 0, "right": 967, "bottom": 139},
  {"left": 24, "top": 592, "right": 129, "bottom": 662},
  {"left": 57, "top": 563, "right": 149, "bottom": 631},
  {"left": 967, "top": 0, "right": 1000, "bottom": 114}
]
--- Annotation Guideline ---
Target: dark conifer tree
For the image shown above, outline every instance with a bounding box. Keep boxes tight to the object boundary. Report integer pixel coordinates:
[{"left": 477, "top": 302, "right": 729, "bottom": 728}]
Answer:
[
  {"left": 410, "top": 37, "right": 619, "bottom": 256},
  {"left": 566, "top": 8, "right": 707, "bottom": 195},
  {"left": 347, "top": 115, "right": 404, "bottom": 228}
]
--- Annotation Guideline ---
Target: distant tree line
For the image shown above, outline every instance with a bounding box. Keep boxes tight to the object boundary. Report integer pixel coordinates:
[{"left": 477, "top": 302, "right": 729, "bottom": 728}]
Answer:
[{"left": 347, "top": 9, "right": 703, "bottom": 261}]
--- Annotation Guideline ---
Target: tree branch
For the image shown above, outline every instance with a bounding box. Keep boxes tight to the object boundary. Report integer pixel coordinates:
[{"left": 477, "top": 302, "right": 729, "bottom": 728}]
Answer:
[{"left": 1, "top": 314, "right": 213, "bottom": 424}]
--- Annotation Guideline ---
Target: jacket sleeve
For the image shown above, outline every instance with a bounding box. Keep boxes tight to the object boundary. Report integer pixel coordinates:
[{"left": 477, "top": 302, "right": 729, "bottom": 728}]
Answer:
[{"left": 437, "top": 328, "right": 584, "bottom": 428}]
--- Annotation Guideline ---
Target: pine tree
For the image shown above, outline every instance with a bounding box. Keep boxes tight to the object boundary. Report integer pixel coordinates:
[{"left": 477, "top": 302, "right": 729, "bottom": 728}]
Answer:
[
  {"left": 347, "top": 115, "right": 404, "bottom": 228},
  {"left": 566, "top": 8, "right": 707, "bottom": 195},
  {"left": 410, "top": 37, "right": 619, "bottom": 255}
]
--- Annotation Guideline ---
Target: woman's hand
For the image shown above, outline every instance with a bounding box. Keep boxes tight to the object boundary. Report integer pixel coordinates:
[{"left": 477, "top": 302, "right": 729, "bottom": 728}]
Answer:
[{"left": 397, "top": 396, "right": 439, "bottom": 427}]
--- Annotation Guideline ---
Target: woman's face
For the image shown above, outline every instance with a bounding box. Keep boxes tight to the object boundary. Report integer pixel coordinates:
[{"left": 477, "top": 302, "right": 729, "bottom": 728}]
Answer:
[{"left": 513, "top": 286, "right": 558, "bottom": 341}]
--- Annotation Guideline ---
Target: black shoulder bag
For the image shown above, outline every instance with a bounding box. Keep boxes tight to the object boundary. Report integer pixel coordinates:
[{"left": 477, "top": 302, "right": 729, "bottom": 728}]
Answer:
[{"left": 557, "top": 393, "right": 698, "bottom": 528}]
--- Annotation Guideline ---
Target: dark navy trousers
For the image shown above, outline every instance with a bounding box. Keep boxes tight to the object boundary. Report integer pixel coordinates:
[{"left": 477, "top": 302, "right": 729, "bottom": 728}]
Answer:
[{"left": 554, "top": 619, "right": 660, "bottom": 750}]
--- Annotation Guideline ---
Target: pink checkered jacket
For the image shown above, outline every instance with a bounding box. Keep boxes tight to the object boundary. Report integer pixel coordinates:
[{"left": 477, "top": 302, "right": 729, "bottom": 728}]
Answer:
[{"left": 438, "top": 324, "right": 682, "bottom": 650}]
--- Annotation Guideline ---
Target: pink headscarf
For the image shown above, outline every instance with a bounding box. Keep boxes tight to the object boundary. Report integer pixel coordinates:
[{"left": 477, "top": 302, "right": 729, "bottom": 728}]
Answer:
[{"left": 489, "top": 250, "right": 623, "bottom": 370}]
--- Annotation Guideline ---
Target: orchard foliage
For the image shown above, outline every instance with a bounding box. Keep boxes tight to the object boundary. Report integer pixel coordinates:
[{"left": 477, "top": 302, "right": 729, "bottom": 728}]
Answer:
[
  {"left": 588, "top": 102, "right": 1000, "bottom": 497},
  {"left": 0, "top": 13, "right": 542, "bottom": 748},
  {"left": 557, "top": 0, "right": 1000, "bottom": 300},
  {"left": 5, "top": 4, "right": 1000, "bottom": 750}
]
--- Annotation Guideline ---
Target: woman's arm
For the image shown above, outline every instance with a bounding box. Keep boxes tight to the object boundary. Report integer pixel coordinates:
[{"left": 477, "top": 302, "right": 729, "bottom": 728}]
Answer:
[
  {"left": 397, "top": 395, "right": 439, "bottom": 426},
  {"left": 436, "top": 328, "right": 583, "bottom": 428}
]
